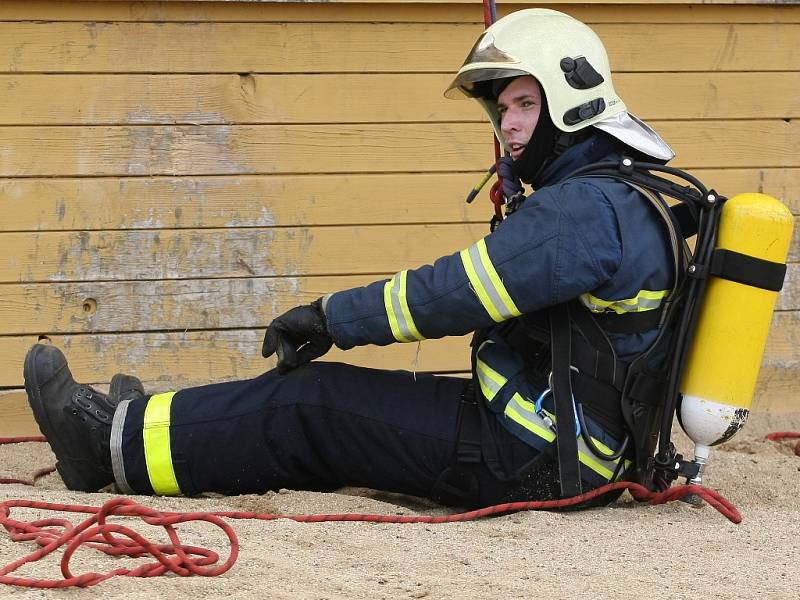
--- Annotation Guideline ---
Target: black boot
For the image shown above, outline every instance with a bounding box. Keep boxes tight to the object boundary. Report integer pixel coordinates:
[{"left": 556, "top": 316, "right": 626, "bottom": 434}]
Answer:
[
  {"left": 23, "top": 343, "right": 121, "bottom": 492},
  {"left": 109, "top": 372, "right": 145, "bottom": 406}
]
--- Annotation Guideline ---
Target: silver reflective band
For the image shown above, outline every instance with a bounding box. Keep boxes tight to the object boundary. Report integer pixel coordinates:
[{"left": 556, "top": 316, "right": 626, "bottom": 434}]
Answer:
[
  {"left": 460, "top": 239, "right": 522, "bottom": 322},
  {"left": 110, "top": 397, "right": 135, "bottom": 494},
  {"left": 475, "top": 343, "right": 506, "bottom": 402},
  {"left": 579, "top": 289, "right": 668, "bottom": 314},
  {"left": 505, "top": 393, "right": 557, "bottom": 442},
  {"left": 383, "top": 270, "right": 424, "bottom": 343}
]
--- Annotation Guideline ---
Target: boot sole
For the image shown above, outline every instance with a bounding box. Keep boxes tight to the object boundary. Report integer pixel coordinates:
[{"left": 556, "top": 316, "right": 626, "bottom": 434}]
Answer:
[{"left": 23, "top": 345, "right": 93, "bottom": 491}]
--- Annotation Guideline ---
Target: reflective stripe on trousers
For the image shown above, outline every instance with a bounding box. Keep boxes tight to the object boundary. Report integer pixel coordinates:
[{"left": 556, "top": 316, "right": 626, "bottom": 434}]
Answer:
[
  {"left": 111, "top": 391, "right": 183, "bottom": 496},
  {"left": 476, "top": 353, "right": 629, "bottom": 481}
]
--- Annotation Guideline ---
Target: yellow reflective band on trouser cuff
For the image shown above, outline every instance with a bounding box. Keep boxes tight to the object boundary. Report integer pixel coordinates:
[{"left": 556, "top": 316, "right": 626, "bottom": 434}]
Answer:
[
  {"left": 580, "top": 289, "right": 669, "bottom": 314},
  {"left": 143, "top": 391, "right": 182, "bottom": 496},
  {"left": 383, "top": 270, "right": 425, "bottom": 343},
  {"left": 460, "top": 239, "right": 521, "bottom": 323}
]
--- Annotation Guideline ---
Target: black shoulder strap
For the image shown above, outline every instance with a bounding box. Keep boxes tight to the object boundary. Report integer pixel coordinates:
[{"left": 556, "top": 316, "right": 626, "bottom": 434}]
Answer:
[{"left": 549, "top": 303, "right": 582, "bottom": 497}]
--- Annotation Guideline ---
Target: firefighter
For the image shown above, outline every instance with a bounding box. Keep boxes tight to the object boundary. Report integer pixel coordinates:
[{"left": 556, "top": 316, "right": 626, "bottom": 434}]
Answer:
[{"left": 23, "top": 9, "right": 679, "bottom": 508}]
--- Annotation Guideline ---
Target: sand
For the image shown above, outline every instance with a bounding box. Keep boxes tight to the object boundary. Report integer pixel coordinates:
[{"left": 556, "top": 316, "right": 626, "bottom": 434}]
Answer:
[{"left": 1, "top": 412, "right": 798, "bottom": 599}]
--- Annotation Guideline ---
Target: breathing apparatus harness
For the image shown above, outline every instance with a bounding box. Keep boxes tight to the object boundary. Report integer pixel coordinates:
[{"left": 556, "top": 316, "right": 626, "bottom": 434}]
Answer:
[
  {"left": 547, "top": 156, "right": 720, "bottom": 495},
  {"left": 464, "top": 154, "right": 786, "bottom": 497}
]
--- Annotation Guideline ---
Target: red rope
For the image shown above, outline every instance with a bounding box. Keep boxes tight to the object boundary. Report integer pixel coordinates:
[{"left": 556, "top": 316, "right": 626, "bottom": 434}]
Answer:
[
  {"left": 0, "top": 497, "right": 238, "bottom": 588},
  {"left": 0, "top": 437, "right": 741, "bottom": 588},
  {"left": 766, "top": 431, "right": 800, "bottom": 456},
  {"left": 0, "top": 436, "right": 55, "bottom": 486}
]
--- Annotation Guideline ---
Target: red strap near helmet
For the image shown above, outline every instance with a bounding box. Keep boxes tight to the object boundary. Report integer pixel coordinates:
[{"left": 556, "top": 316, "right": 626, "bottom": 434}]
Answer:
[{"left": 483, "top": 0, "right": 505, "bottom": 225}]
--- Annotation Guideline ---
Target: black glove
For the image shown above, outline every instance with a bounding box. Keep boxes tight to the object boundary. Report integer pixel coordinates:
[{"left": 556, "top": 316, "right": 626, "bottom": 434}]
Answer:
[
  {"left": 497, "top": 155, "right": 525, "bottom": 204},
  {"left": 261, "top": 298, "right": 333, "bottom": 373}
]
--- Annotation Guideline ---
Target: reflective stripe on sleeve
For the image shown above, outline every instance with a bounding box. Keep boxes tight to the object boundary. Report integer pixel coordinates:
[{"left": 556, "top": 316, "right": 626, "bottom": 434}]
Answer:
[
  {"left": 460, "top": 239, "right": 521, "bottom": 322},
  {"left": 579, "top": 289, "right": 668, "bottom": 314},
  {"left": 383, "top": 270, "right": 425, "bottom": 343},
  {"left": 142, "top": 391, "right": 182, "bottom": 496}
]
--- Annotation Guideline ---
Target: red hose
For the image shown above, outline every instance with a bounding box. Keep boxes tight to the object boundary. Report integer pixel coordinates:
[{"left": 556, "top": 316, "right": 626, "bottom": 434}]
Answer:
[{"left": 766, "top": 431, "right": 800, "bottom": 456}]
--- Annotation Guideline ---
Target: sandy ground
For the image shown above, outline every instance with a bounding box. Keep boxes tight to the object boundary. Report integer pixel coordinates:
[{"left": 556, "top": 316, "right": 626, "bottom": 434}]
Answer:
[{"left": 0, "top": 412, "right": 798, "bottom": 599}]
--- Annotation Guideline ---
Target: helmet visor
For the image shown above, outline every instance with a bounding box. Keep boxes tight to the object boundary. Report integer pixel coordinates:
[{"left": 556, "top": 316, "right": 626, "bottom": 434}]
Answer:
[{"left": 444, "top": 67, "right": 529, "bottom": 99}]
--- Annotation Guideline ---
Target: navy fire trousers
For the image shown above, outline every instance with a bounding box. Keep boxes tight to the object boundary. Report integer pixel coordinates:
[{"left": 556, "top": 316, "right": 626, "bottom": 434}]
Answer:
[{"left": 114, "top": 361, "right": 563, "bottom": 508}]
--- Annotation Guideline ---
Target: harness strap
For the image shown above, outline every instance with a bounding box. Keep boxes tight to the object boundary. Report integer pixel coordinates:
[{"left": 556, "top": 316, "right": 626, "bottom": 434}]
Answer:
[
  {"left": 591, "top": 306, "right": 663, "bottom": 334},
  {"left": 456, "top": 387, "right": 482, "bottom": 465},
  {"left": 550, "top": 303, "right": 583, "bottom": 497},
  {"left": 709, "top": 248, "right": 787, "bottom": 292},
  {"left": 430, "top": 383, "right": 482, "bottom": 504},
  {"left": 670, "top": 202, "right": 699, "bottom": 238}
]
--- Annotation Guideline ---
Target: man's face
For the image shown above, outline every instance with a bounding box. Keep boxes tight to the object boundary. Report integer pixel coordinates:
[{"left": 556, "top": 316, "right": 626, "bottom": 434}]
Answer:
[{"left": 497, "top": 75, "right": 542, "bottom": 161}]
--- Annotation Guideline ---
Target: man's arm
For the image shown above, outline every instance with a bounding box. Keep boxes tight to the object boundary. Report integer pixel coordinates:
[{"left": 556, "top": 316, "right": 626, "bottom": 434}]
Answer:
[{"left": 325, "top": 180, "right": 623, "bottom": 350}]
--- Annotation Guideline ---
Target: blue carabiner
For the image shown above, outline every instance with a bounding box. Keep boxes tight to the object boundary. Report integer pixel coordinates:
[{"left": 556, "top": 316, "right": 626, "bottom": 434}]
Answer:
[{"left": 534, "top": 388, "right": 581, "bottom": 437}]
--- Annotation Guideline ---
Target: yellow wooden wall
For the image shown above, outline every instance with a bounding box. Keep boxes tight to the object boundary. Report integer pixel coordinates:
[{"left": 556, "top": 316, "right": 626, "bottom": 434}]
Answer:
[{"left": 0, "top": 1, "right": 797, "bottom": 434}]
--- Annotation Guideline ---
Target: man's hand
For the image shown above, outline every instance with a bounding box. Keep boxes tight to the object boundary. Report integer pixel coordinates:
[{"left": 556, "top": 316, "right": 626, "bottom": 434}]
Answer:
[
  {"left": 497, "top": 155, "right": 524, "bottom": 204},
  {"left": 262, "top": 298, "right": 333, "bottom": 373}
]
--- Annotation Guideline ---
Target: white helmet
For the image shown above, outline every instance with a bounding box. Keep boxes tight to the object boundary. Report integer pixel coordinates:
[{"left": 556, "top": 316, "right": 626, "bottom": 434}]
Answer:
[{"left": 445, "top": 8, "right": 674, "bottom": 162}]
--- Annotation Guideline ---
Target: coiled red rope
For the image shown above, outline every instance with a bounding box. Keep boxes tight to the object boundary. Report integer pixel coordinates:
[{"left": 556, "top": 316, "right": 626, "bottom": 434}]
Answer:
[
  {"left": 0, "top": 436, "right": 741, "bottom": 589},
  {"left": 766, "top": 431, "right": 800, "bottom": 456}
]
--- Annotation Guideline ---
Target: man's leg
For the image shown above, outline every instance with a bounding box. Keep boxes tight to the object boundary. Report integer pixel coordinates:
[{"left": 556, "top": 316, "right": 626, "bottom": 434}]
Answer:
[
  {"left": 25, "top": 344, "right": 558, "bottom": 506},
  {"left": 112, "top": 360, "right": 470, "bottom": 498}
]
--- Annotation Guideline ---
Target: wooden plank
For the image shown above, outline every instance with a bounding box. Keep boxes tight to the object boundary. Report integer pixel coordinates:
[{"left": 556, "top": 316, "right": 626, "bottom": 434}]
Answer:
[
  {"left": 0, "top": 2, "right": 797, "bottom": 24},
  {"left": 0, "top": 308, "right": 795, "bottom": 408},
  {"left": 2, "top": 220, "right": 797, "bottom": 284},
  {"left": 0, "top": 331, "right": 474, "bottom": 387},
  {"left": 0, "top": 121, "right": 797, "bottom": 177},
  {"left": 0, "top": 173, "right": 487, "bottom": 232},
  {"left": 0, "top": 23, "right": 797, "bottom": 73},
  {"left": 778, "top": 266, "right": 800, "bottom": 312},
  {"left": 1, "top": 168, "right": 795, "bottom": 233},
  {"left": 699, "top": 168, "right": 800, "bottom": 215},
  {"left": 0, "top": 391, "right": 40, "bottom": 437},
  {"left": 0, "top": 73, "right": 481, "bottom": 125},
  {"left": 0, "top": 275, "right": 377, "bottom": 335},
  {"left": 2, "top": 72, "right": 798, "bottom": 126},
  {"left": 2, "top": 265, "right": 797, "bottom": 336},
  {"left": 0, "top": 309, "right": 796, "bottom": 388},
  {"left": 0, "top": 223, "right": 487, "bottom": 283}
]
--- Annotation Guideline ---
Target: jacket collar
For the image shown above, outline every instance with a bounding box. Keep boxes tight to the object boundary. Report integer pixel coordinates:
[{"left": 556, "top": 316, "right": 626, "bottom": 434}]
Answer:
[{"left": 535, "top": 132, "right": 622, "bottom": 188}]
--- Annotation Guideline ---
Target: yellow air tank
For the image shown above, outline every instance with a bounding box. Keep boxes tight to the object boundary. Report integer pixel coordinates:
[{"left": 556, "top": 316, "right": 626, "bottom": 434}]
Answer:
[{"left": 679, "top": 193, "right": 794, "bottom": 484}]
